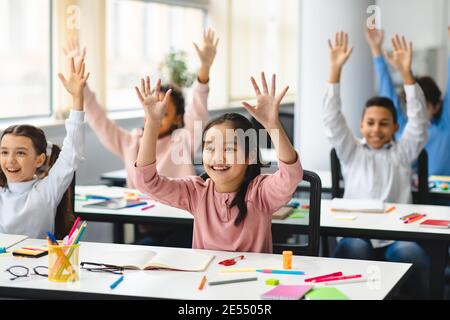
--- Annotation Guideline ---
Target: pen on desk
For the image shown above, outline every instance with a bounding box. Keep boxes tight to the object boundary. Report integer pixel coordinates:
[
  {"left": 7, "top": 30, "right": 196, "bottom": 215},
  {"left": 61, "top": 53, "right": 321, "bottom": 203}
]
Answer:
[
  {"left": 141, "top": 204, "right": 155, "bottom": 211},
  {"left": 256, "top": 269, "right": 304, "bottom": 275},
  {"left": 87, "top": 195, "right": 112, "bottom": 201},
  {"left": 305, "top": 272, "right": 343, "bottom": 282},
  {"left": 323, "top": 277, "right": 370, "bottom": 285},
  {"left": 110, "top": 275, "right": 124, "bottom": 289},
  {"left": 404, "top": 214, "right": 427, "bottom": 224},
  {"left": 198, "top": 275, "right": 207, "bottom": 290},
  {"left": 125, "top": 202, "right": 147, "bottom": 209},
  {"left": 208, "top": 277, "right": 258, "bottom": 286},
  {"left": 311, "top": 274, "right": 362, "bottom": 283},
  {"left": 385, "top": 206, "right": 396, "bottom": 213}
]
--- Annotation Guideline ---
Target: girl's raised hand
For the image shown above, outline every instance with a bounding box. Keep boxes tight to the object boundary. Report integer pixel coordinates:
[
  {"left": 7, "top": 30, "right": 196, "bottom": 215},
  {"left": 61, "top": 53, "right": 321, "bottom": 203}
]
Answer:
[
  {"left": 242, "top": 72, "right": 289, "bottom": 129},
  {"left": 58, "top": 57, "right": 90, "bottom": 100},
  {"left": 135, "top": 77, "right": 172, "bottom": 123},
  {"left": 194, "top": 28, "right": 219, "bottom": 70},
  {"left": 328, "top": 31, "right": 353, "bottom": 70},
  {"left": 365, "top": 27, "right": 384, "bottom": 56}
]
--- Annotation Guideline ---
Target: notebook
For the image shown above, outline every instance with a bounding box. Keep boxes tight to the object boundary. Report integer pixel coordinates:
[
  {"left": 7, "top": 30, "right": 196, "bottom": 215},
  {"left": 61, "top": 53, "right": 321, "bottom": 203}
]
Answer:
[
  {"left": 0, "top": 233, "right": 29, "bottom": 249},
  {"left": 419, "top": 219, "right": 450, "bottom": 229},
  {"left": 272, "top": 207, "right": 293, "bottom": 220},
  {"left": 89, "top": 249, "right": 215, "bottom": 271},
  {"left": 305, "top": 287, "right": 349, "bottom": 300},
  {"left": 83, "top": 199, "right": 146, "bottom": 210},
  {"left": 330, "top": 198, "right": 385, "bottom": 213},
  {"left": 261, "top": 285, "right": 313, "bottom": 300}
]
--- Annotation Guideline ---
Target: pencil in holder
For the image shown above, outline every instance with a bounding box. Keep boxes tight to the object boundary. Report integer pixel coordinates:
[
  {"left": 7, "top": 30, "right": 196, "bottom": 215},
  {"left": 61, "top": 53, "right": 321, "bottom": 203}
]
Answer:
[{"left": 48, "top": 243, "right": 80, "bottom": 282}]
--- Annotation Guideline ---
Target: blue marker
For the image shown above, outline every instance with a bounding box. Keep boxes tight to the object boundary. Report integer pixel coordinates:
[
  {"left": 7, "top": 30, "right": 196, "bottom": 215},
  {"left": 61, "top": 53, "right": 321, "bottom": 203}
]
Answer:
[
  {"left": 110, "top": 275, "right": 124, "bottom": 289},
  {"left": 46, "top": 232, "right": 59, "bottom": 245},
  {"left": 124, "top": 202, "right": 147, "bottom": 209},
  {"left": 0, "top": 247, "right": 7, "bottom": 254},
  {"left": 256, "top": 269, "right": 305, "bottom": 275}
]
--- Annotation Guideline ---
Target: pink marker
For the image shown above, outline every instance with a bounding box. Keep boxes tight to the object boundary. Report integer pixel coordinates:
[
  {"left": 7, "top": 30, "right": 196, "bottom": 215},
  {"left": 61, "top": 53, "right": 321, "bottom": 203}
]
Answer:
[
  {"left": 312, "top": 274, "right": 362, "bottom": 283},
  {"left": 68, "top": 217, "right": 81, "bottom": 238},
  {"left": 305, "top": 272, "right": 343, "bottom": 282}
]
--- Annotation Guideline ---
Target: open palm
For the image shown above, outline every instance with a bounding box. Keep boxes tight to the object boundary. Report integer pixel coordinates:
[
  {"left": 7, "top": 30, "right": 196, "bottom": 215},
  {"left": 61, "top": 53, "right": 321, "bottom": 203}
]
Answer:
[
  {"left": 328, "top": 31, "right": 353, "bottom": 69},
  {"left": 194, "top": 28, "right": 219, "bottom": 69},
  {"left": 384, "top": 34, "right": 412, "bottom": 74},
  {"left": 242, "top": 73, "right": 289, "bottom": 128},
  {"left": 135, "top": 77, "right": 171, "bottom": 122},
  {"left": 58, "top": 58, "right": 90, "bottom": 97}
]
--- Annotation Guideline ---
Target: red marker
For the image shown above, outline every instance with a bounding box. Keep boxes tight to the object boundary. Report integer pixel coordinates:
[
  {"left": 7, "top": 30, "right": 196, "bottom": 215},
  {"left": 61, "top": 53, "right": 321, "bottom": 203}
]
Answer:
[
  {"left": 305, "top": 272, "right": 343, "bottom": 282},
  {"left": 312, "top": 274, "right": 362, "bottom": 283},
  {"left": 404, "top": 214, "right": 427, "bottom": 224}
]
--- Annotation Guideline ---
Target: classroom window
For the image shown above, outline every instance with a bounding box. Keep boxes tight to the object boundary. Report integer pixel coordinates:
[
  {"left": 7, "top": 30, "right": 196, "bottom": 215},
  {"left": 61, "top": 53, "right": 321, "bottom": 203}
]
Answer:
[
  {"left": 106, "top": 0, "right": 206, "bottom": 111},
  {"left": 0, "top": 0, "right": 51, "bottom": 119},
  {"left": 229, "top": 0, "right": 298, "bottom": 102}
]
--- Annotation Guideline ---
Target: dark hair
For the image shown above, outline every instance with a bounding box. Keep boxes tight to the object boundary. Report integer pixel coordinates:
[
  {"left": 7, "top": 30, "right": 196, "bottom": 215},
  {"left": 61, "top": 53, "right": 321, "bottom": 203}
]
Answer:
[
  {"left": 160, "top": 83, "right": 185, "bottom": 124},
  {"left": 399, "top": 76, "right": 443, "bottom": 120},
  {"left": 0, "top": 125, "right": 75, "bottom": 238},
  {"left": 201, "top": 113, "right": 263, "bottom": 226},
  {"left": 417, "top": 76, "right": 443, "bottom": 120},
  {"left": 362, "top": 96, "right": 398, "bottom": 124}
]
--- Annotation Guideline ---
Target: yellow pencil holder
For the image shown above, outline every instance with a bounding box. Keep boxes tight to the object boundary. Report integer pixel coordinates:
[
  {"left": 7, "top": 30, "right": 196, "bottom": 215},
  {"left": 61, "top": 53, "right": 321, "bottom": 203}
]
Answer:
[{"left": 48, "top": 243, "right": 80, "bottom": 283}]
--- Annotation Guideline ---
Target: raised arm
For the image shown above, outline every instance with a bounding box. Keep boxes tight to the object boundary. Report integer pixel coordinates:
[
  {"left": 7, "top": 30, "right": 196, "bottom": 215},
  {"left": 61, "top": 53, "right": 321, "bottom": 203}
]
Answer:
[
  {"left": 40, "top": 58, "right": 89, "bottom": 206},
  {"left": 323, "top": 32, "right": 359, "bottom": 163},
  {"left": 63, "top": 38, "right": 134, "bottom": 160},
  {"left": 183, "top": 29, "right": 219, "bottom": 154},
  {"left": 242, "top": 72, "right": 296, "bottom": 164},
  {"left": 365, "top": 27, "right": 405, "bottom": 129},
  {"left": 133, "top": 77, "right": 198, "bottom": 213},
  {"left": 389, "top": 35, "right": 429, "bottom": 162}
]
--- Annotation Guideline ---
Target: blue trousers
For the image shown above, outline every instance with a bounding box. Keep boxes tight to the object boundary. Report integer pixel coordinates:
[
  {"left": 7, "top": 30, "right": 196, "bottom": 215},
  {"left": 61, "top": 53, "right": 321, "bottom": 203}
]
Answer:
[{"left": 334, "top": 238, "right": 430, "bottom": 299}]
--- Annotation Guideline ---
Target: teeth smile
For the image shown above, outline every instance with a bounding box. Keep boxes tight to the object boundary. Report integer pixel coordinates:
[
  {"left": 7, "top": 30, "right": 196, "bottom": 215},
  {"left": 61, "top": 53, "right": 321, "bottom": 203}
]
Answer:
[
  {"left": 6, "top": 168, "right": 20, "bottom": 173},
  {"left": 212, "top": 165, "right": 230, "bottom": 171}
]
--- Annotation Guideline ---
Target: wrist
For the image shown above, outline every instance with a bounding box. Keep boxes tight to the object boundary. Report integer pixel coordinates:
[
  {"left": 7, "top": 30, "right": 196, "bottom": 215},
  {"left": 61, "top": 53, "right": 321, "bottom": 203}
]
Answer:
[
  {"left": 401, "top": 70, "right": 415, "bottom": 85},
  {"left": 72, "top": 96, "right": 84, "bottom": 111},
  {"left": 370, "top": 46, "right": 382, "bottom": 57},
  {"left": 198, "top": 65, "right": 211, "bottom": 84},
  {"left": 329, "top": 66, "right": 342, "bottom": 84}
]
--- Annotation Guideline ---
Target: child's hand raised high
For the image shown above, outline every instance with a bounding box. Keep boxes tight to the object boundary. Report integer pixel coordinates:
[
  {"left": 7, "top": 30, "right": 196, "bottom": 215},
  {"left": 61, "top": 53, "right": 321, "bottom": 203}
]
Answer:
[
  {"left": 242, "top": 72, "right": 289, "bottom": 129},
  {"left": 135, "top": 77, "right": 172, "bottom": 124},
  {"left": 194, "top": 28, "right": 219, "bottom": 83},
  {"left": 365, "top": 27, "right": 384, "bottom": 57},
  {"left": 328, "top": 31, "right": 353, "bottom": 83},
  {"left": 384, "top": 35, "right": 414, "bottom": 85},
  {"left": 58, "top": 57, "right": 90, "bottom": 111}
]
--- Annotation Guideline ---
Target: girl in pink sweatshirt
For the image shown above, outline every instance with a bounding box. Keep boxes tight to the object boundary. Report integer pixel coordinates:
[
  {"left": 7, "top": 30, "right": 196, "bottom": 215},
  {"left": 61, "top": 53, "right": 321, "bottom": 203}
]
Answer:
[{"left": 133, "top": 73, "right": 303, "bottom": 253}]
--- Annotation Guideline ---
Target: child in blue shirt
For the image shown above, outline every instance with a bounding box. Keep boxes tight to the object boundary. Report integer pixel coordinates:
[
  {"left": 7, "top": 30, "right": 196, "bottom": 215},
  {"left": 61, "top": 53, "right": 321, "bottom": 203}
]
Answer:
[{"left": 365, "top": 27, "right": 450, "bottom": 177}]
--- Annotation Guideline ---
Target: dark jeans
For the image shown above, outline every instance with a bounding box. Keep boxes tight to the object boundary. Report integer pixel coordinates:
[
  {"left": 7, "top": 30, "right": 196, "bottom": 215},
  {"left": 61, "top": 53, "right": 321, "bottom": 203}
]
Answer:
[
  {"left": 134, "top": 225, "right": 193, "bottom": 248},
  {"left": 334, "top": 238, "right": 430, "bottom": 299}
]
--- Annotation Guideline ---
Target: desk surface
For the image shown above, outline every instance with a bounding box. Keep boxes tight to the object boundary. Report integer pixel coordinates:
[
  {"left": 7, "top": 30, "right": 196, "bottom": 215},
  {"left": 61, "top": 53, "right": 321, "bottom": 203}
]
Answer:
[
  {"left": 75, "top": 186, "right": 450, "bottom": 240},
  {"left": 0, "top": 239, "right": 410, "bottom": 300}
]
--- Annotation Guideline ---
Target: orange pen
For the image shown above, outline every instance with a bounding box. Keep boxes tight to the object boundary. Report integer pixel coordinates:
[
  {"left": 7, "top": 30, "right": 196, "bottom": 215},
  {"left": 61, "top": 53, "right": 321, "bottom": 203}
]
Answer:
[{"left": 198, "top": 275, "right": 207, "bottom": 290}]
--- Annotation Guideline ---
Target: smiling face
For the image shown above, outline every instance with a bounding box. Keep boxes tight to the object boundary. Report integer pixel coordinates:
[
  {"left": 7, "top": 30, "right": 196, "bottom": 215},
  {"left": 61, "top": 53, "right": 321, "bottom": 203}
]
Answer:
[
  {"left": 202, "top": 122, "right": 250, "bottom": 193},
  {"left": 360, "top": 106, "right": 399, "bottom": 149},
  {"left": 0, "top": 134, "right": 46, "bottom": 183}
]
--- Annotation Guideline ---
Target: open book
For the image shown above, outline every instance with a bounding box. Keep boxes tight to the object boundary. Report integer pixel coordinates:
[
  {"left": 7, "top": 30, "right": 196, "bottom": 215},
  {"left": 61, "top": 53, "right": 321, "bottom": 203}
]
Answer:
[
  {"left": 330, "top": 198, "right": 385, "bottom": 213},
  {"left": 0, "top": 233, "right": 29, "bottom": 249},
  {"left": 89, "top": 249, "right": 215, "bottom": 272}
]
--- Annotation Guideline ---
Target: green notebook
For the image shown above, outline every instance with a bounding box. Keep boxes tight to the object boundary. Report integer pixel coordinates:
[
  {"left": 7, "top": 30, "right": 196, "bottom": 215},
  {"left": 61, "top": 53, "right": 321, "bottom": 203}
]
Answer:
[{"left": 305, "top": 287, "right": 349, "bottom": 300}]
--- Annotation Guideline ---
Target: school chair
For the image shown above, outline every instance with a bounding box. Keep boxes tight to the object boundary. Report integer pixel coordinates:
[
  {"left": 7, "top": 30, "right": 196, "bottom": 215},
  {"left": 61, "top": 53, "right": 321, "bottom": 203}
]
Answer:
[
  {"left": 272, "top": 170, "right": 322, "bottom": 257},
  {"left": 55, "top": 173, "right": 76, "bottom": 240},
  {"left": 330, "top": 148, "right": 429, "bottom": 203}
]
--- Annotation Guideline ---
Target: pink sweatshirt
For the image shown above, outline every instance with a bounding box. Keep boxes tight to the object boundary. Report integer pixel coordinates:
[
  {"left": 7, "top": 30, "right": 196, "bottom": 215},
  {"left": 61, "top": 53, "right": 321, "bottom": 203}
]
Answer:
[
  {"left": 132, "top": 156, "right": 303, "bottom": 253},
  {"left": 83, "top": 82, "right": 210, "bottom": 187}
]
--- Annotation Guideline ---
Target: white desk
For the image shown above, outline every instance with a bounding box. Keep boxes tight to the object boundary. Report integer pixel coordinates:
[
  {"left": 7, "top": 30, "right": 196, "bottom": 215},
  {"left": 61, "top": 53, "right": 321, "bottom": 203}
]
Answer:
[
  {"left": 0, "top": 239, "right": 411, "bottom": 300},
  {"left": 75, "top": 187, "right": 450, "bottom": 299}
]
